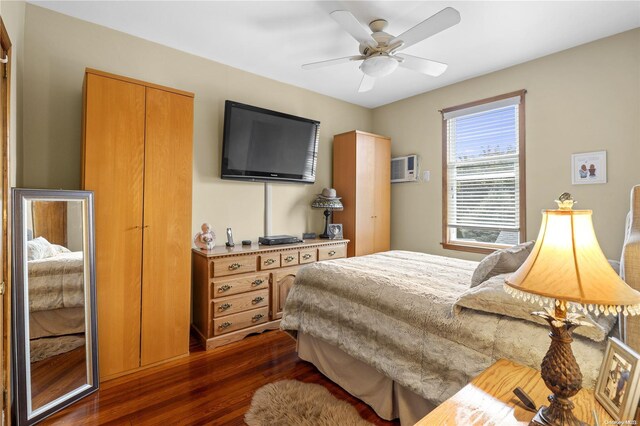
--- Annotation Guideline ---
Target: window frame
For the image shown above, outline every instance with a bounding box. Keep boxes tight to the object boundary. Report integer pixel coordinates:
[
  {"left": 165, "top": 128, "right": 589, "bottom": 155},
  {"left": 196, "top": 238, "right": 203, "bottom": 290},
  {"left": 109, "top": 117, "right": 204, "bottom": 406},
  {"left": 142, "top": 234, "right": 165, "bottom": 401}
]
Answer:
[{"left": 441, "top": 90, "right": 527, "bottom": 254}]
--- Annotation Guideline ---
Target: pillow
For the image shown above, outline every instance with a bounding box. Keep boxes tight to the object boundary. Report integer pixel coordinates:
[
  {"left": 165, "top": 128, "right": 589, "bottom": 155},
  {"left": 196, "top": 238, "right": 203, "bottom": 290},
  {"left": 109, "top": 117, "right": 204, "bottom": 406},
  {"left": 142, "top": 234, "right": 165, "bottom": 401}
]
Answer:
[
  {"left": 453, "top": 274, "right": 617, "bottom": 342},
  {"left": 26, "top": 237, "right": 71, "bottom": 261},
  {"left": 49, "top": 244, "right": 71, "bottom": 257},
  {"left": 470, "top": 241, "right": 535, "bottom": 288}
]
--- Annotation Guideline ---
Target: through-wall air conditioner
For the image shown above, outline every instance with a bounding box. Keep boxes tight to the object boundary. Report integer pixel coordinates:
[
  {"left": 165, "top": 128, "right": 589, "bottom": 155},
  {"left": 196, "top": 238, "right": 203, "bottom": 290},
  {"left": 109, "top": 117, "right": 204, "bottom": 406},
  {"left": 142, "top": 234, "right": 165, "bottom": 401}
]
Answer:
[{"left": 391, "top": 155, "right": 418, "bottom": 183}]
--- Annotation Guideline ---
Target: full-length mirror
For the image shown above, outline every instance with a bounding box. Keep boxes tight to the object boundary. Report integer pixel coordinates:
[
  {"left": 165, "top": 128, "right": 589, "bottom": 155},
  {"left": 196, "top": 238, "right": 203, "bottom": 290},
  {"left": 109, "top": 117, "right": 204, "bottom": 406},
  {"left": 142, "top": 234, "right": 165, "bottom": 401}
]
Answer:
[{"left": 12, "top": 189, "right": 98, "bottom": 425}]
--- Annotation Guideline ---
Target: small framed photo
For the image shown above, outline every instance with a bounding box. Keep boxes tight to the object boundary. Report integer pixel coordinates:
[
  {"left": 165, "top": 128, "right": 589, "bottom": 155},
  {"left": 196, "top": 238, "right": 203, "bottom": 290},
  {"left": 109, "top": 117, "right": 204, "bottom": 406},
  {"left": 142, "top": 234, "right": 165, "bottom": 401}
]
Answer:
[
  {"left": 327, "top": 224, "right": 343, "bottom": 240},
  {"left": 571, "top": 150, "right": 607, "bottom": 185},
  {"left": 595, "top": 337, "right": 640, "bottom": 421}
]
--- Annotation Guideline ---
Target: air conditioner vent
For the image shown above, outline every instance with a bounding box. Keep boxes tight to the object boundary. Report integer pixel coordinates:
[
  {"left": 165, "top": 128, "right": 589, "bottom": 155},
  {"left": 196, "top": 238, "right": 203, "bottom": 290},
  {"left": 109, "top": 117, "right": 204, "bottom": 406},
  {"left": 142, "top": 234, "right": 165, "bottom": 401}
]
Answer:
[{"left": 391, "top": 155, "right": 418, "bottom": 183}]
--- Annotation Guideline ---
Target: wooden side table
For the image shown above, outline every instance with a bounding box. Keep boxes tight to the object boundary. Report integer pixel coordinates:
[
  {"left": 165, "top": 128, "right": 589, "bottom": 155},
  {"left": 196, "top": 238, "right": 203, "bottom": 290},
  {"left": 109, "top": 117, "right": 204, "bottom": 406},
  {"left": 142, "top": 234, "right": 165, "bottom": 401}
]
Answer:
[{"left": 415, "top": 359, "right": 612, "bottom": 425}]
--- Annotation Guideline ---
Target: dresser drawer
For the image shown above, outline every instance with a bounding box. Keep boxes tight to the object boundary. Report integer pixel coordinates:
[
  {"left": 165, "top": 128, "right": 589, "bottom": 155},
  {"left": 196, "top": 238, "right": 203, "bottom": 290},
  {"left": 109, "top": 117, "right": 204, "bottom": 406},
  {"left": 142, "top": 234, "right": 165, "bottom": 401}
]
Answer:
[
  {"left": 281, "top": 251, "right": 300, "bottom": 267},
  {"left": 211, "top": 273, "right": 269, "bottom": 298},
  {"left": 318, "top": 245, "right": 346, "bottom": 261},
  {"left": 213, "top": 307, "right": 269, "bottom": 336},
  {"left": 259, "top": 253, "right": 281, "bottom": 270},
  {"left": 212, "top": 255, "right": 257, "bottom": 277},
  {"left": 213, "top": 289, "right": 269, "bottom": 318},
  {"left": 299, "top": 248, "right": 317, "bottom": 264}
]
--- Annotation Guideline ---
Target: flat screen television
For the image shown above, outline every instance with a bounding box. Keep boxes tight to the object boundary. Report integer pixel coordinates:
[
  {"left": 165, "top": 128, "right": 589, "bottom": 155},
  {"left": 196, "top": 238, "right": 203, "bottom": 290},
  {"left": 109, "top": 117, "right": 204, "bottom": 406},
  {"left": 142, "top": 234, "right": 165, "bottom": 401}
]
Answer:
[{"left": 221, "top": 101, "right": 320, "bottom": 183}]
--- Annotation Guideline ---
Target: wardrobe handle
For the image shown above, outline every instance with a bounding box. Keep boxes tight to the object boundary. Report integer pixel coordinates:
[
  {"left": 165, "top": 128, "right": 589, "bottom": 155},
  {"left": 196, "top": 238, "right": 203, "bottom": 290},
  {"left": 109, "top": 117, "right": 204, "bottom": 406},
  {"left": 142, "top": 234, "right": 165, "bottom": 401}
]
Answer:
[
  {"left": 228, "top": 263, "right": 241, "bottom": 271},
  {"left": 252, "top": 279, "right": 264, "bottom": 287},
  {"left": 264, "top": 258, "right": 276, "bottom": 265},
  {"left": 328, "top": 250, "right": 336, "bottom": 256},
  {"left": 284, "top": 255, "right": 295, "bottom": 262},
  {"left": 218, "top": 303, "right": 232, "bottom": 312},
  {"left": 252, "top": 296, "right": 264, "bottom": 304},
  {"left": 252, "top": 314, "right": 264, "bottom": 322},
  {"left": 218, "top": 322, "right": 232, "bottom": 330},
  {"left": 302, "top": 254, "right": 312, "bottom": 260}
]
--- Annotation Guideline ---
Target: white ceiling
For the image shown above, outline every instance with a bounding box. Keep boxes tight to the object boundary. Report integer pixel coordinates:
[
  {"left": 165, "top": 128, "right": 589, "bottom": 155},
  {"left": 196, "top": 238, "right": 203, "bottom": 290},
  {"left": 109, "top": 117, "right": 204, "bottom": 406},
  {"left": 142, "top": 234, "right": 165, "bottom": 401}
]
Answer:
[{"left": 31, "top": 1, "right": 640, "bottom": 108}]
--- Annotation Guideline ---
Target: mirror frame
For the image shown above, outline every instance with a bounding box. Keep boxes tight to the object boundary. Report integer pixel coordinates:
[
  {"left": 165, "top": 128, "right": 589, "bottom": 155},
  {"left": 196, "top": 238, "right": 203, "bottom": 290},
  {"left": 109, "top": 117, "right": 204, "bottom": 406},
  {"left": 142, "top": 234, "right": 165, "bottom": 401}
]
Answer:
[{"left": 11, "top": 188, "right": 99, "bottom": 425}]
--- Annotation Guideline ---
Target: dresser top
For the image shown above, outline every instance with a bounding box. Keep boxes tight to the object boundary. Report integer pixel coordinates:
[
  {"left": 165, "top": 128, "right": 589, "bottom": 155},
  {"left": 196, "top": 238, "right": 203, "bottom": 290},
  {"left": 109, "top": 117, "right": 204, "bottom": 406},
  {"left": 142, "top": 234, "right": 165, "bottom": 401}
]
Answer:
[{"left": 192, "top": 239, "right": 349, "bottom": 258}]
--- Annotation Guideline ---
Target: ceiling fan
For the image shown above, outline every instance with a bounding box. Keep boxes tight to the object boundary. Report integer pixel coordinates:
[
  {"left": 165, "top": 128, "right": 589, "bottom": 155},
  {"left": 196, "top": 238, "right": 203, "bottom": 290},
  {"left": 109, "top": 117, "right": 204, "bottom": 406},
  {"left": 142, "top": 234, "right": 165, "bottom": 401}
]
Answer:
[{"left": 302, "top": 7, "right": 461, "bottom": 92}]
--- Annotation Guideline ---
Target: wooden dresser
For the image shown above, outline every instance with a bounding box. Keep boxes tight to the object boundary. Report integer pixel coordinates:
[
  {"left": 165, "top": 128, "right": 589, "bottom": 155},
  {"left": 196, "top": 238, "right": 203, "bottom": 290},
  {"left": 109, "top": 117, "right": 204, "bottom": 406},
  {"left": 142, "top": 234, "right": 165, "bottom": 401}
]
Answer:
[{"left": 192, "top": 239, "right": 348, "bottom": 349}]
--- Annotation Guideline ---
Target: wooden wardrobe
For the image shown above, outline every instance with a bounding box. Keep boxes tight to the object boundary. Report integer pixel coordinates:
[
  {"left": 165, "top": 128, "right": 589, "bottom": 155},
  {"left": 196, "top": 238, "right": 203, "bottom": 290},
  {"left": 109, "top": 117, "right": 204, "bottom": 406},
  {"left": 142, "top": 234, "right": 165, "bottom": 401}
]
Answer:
[
  {"left": 82, "top": 69, "right": 194, "bottom": 380},
  {"left": 333, "top": 130, "right": 391, "bottom": 258}
]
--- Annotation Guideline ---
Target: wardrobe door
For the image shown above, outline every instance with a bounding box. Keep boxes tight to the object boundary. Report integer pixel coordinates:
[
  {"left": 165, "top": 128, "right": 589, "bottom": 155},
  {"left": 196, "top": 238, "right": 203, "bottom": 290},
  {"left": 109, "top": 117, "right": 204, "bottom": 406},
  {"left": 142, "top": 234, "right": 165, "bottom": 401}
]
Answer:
[
  {"left": 83, "top": 73, "right": 145, "bottom": 378},
  {"left": 140, "top": 87, "right": 194, "bottom": 366},
  {"left": 373, "top": 137, "right": 391, "bottom": 253},
  {"left": 355, "top": 134, "right": 376, "bottom": 256}
]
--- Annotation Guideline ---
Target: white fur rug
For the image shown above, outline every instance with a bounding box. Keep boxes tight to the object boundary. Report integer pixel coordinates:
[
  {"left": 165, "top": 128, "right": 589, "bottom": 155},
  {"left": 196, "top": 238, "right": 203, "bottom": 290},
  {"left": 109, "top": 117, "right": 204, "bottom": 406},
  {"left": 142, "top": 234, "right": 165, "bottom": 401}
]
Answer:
[{"left": 245, "top": 380, "right": 373, "bottom": 426}]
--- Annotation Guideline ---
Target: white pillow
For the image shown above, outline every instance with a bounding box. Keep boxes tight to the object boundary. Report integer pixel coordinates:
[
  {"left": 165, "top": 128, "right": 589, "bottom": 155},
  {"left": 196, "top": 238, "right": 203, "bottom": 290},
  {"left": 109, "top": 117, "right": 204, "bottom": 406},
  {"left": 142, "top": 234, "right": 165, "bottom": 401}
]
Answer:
[{"left": 27, "top": 237, "right": 52, "bottom": 261}]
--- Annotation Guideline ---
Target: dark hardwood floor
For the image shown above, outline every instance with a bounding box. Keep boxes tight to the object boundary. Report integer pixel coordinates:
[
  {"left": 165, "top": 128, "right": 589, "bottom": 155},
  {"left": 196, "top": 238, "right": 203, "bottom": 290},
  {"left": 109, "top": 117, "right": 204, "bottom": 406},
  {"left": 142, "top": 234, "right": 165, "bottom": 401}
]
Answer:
[{"left": 43, "top": 331, "right": 400, "bottom": 425}]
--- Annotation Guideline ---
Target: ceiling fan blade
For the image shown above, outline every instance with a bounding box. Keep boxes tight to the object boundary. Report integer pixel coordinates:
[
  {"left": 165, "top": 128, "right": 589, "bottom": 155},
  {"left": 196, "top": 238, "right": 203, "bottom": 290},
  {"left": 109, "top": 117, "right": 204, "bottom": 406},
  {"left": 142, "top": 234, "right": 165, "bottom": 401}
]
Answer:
[
  {"left": 302, "top": 55, "right": 365, "bottom": 70},
  {"left": 391, "top": 7, "right": 461, "bottom": 51},
  {"left": 358, "top": 74, "right": 375, "bottom": 92},
  {"left": 330, "top": 10, "right": 377, "bottom": 48},
  {"left": 396, "top": 54, "right": 448, "bottom": 77}
]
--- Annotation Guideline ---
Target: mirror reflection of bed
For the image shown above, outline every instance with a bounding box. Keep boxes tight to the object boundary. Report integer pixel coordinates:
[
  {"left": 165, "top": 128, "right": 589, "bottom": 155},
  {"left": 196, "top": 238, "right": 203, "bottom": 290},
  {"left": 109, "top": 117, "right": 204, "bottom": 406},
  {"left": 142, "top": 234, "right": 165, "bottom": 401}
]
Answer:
[{"left": 26, "top": 200, "right": 86, "bottom": 410}]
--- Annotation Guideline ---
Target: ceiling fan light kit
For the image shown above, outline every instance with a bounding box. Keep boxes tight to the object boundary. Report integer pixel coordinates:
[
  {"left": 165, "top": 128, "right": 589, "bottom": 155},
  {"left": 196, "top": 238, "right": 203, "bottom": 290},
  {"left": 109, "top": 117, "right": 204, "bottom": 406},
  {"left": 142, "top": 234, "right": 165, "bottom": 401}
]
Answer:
[{"left": 302, "top": 7, "right": 461, "bottom": 92}]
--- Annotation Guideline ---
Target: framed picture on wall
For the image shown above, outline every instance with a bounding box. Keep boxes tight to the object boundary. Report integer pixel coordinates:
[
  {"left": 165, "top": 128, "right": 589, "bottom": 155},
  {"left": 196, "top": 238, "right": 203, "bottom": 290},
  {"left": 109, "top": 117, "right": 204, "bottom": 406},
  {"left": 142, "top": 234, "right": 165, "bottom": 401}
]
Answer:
[
  {"left": 595, "top": 337, "right": 640, "bottom": 421},
  {"left": 571, "top": 150, "right": 607, "bottom": 185}
]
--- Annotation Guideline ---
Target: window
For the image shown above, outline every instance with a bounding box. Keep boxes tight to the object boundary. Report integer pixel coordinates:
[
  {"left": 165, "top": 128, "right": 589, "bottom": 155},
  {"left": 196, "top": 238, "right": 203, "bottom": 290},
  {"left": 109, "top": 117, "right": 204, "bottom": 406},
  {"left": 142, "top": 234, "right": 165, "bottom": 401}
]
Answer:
[{"left": 442, "top": 90, "right": 526, "bottom": 253}]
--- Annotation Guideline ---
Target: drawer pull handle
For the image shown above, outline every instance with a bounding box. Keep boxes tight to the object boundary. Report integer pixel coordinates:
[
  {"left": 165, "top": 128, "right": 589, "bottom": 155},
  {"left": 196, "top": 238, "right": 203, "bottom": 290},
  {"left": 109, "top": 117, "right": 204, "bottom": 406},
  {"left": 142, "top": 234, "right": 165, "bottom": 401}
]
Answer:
[
  {"left": 252, "top": 314, "right": 264, "bottom": 322},
  {"left": 252, "top": 279, "right": 264, "bottom": 287},
  {"left": 302, "top": 254, "right": 312, "bottom": 260},
  {"left": 219, "top": 322, "right": 232, "bottom": 330},
  {"left": 284, "top": 255, "right": 295, "bottom": 262},
  {"left": 218, "top": 303, "right": 232, "bottom": 311},
  {"left": 252, "top": 296, "right": 265, "bottom": 304},
  {"left": 264, "top": 258, "right": 276, "bottom": 265},
  {"left": 228, "top": 263, "right": 242, "bottom": 271},
  {"left": 328, "top": 250, "right": 336, "bottom": 256},
  {"left": 218, "top": 284, "right": 232, "bottom": 293}
]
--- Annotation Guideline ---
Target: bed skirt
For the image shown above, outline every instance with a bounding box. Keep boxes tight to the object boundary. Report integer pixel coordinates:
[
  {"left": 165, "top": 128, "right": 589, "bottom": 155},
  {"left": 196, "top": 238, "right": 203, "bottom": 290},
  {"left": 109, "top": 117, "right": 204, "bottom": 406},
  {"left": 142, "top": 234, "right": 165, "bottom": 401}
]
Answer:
[{"left": 297, "top": 332, "right": 435, "bottom": 425}]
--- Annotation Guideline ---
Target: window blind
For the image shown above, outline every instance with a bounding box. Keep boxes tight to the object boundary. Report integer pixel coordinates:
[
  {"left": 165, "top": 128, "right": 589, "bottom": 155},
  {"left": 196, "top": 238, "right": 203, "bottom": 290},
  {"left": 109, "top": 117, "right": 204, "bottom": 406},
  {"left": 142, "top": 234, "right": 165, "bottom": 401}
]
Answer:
[{"left": 445, "top": 98, "right": 522, "bottom": 245}]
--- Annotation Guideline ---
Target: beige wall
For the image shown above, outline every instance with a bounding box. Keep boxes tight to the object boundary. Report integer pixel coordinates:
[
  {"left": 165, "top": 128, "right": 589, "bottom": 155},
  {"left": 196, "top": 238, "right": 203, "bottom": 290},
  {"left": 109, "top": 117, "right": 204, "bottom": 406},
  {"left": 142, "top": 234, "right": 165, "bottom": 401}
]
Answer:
[
  {"left": 373, "top": 28, "right": 640, "bottom": 261},
  {"left": 20, "top": 4, "right": 372, "bottom": 242}
]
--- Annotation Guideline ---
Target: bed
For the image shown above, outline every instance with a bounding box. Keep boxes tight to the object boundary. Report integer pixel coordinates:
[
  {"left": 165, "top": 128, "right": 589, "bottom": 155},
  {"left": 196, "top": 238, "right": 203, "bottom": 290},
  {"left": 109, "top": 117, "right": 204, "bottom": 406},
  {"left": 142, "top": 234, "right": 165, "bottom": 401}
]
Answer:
[
  {"left": 27, "top": 222, "right": 86, "bottom": 363},
  {"left": 281, "top": 246, "right": 621, "bottom": 424}
]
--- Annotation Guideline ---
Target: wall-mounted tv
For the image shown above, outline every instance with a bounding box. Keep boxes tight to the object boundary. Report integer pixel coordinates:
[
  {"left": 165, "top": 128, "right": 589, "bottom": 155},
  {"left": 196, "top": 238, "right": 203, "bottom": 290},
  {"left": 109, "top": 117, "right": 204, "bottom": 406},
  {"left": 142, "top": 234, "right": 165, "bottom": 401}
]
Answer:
[{"left": 221, "top": 101, "right": 320, "bottom": 184}]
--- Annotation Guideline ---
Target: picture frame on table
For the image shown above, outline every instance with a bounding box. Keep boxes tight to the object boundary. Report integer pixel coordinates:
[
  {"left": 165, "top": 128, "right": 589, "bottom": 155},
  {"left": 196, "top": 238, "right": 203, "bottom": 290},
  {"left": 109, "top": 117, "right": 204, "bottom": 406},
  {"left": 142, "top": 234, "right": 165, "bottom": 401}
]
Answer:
[
  {"left": 595, "top": 337, "right": 640, "bottom": 421},
  {"left": 571, "top": 150, "right": 607, "bottom": 185},
  {"left": 327, "top": 224, "right": 343, "bottom": 240}
]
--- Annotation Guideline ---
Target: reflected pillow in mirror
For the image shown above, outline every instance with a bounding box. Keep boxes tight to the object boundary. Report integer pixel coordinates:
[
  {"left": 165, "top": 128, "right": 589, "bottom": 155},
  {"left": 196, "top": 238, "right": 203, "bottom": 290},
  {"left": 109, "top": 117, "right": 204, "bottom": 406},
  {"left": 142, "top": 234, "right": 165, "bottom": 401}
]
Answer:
[
  {"left": 453, "top": 274, "right": 617, "bottom": 342},
  {"left": 27, "top": 237, "right": 52, "bottom": 261},
  {"left": 470, "top": 240, "right": 535, "bottom": 288},
  {"left": 48, "top": 244, "right": 71, "bottom": 257}
]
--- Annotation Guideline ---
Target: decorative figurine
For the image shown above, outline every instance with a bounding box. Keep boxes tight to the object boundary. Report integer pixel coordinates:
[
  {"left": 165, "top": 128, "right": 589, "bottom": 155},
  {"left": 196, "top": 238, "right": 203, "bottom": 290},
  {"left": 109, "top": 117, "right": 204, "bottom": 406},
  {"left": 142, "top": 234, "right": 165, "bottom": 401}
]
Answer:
[{"left": 194, "top": 223, "right": 216, "bottom": 250}]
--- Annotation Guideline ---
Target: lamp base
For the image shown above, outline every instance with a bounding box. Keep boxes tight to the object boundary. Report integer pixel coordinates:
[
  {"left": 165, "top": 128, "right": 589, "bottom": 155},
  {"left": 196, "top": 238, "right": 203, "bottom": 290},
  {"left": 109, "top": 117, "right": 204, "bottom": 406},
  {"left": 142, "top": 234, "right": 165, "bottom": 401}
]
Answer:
[
  {"left": 529, "top": 395, "right": 588, "bottom": 426},
  {"left": 319, "top": 209, "right": 331, "bottom": 239},
  {"left": 529, "top": 308, "right": 588, "bottom": 426}
]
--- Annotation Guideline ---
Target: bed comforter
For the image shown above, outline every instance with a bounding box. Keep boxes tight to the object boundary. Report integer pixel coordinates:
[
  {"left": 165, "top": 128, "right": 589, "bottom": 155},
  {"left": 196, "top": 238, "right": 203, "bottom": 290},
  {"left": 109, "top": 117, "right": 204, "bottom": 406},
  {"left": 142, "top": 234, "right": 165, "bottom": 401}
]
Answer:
[
  {"left": 280, "top": 250, "right": 606, "bottom": 405},
  {"left": 28, "top": 251, "right": 84, "bottom": 312}
]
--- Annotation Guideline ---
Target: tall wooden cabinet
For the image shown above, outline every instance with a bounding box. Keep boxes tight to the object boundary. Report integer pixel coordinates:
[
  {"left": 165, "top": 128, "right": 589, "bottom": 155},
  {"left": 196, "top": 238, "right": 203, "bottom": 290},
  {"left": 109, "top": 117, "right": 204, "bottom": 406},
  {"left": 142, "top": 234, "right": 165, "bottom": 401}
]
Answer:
[
  {"left": 333, "top": 131, "right": 391, "bottom": 258},
  {"left": 82, "top": 69, "right": 194, "bottom": 380}
]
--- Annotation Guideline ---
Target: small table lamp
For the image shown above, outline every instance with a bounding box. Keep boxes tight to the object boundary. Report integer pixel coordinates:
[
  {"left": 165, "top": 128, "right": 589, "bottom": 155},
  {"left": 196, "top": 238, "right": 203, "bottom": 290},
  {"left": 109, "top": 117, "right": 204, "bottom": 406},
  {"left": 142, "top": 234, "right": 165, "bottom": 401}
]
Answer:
[
  {"left": 505, "top": 193, "right": 640, "bottom": 426},
  {"left": 312, "top": 188, "right": 343, "bottom": 239}
]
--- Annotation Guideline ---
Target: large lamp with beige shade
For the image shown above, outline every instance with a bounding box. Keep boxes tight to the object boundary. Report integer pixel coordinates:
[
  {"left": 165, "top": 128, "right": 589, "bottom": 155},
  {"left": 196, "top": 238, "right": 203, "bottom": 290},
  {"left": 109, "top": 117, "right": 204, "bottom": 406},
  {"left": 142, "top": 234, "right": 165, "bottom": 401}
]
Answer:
[{"left": 504, "top": 193, "right": 640, "bottom": 426}]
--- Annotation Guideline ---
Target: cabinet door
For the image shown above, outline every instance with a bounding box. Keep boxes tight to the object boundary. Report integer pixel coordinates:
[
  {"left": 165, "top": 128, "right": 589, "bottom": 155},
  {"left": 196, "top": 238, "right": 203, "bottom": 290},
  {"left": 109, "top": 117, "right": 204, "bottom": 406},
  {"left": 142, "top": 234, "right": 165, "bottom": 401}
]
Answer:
[
  {"left": 83, "top": 73, "right": 145, "bottom": 378},
  {"left": 140, "top": 88, "right": 194, "bottom": 366},
  {"left": 373, "top": 137, "right": 391, "bottom": 253},
  {"left": 271, "top": 267, "right": 300, "bottom": 320},
  {"left": 355, "top": 134, "right": 376, "bottom": 256}
]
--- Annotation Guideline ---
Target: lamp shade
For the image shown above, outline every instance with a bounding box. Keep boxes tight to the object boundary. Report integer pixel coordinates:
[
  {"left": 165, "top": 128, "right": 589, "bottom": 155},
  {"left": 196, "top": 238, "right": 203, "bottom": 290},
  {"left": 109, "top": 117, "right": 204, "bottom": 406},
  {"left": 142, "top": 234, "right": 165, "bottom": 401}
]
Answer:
[
  {"left": 311, "top": 196, "right": 343, "bottom": 211},
  {"left": 505, "top": 208, "right": 640, "bottom": 316}
]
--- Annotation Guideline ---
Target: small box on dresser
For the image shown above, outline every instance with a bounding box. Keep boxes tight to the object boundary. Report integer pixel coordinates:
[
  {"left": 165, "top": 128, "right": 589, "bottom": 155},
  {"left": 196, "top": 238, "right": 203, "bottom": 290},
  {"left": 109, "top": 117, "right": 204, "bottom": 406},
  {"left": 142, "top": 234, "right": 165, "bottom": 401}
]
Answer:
[{"left": 191, "top": 239, "right": 348, "bottom": 349}]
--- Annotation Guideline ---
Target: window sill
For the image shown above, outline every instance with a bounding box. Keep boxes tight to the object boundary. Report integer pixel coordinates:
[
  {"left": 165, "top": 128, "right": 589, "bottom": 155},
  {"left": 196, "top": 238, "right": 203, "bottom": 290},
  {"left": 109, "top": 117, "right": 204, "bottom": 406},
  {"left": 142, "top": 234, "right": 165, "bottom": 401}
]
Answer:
[{"left": 441, "top": 242, "right": 501, "bottom": 255}]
